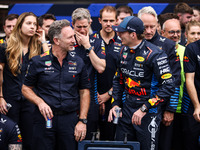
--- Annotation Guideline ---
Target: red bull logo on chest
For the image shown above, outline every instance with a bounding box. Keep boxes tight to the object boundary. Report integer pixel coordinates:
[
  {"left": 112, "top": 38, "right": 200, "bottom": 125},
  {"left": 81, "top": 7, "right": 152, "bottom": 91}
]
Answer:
[{"left": 126, "top": 77, "right": 141, "bottom": 88}]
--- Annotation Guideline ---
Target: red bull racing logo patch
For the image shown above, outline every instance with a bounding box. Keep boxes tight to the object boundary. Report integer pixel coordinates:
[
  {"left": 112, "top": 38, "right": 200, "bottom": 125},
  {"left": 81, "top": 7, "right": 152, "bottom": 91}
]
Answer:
[
  {"left": 148, "top": 96, "right": 164, "bottom": 106},
  {"left": 126, "top": 77, "right": 141, "bottom": 88},
  {"left": 161, "top": 73, "right": 172, "bottom": 79},
  {"left": 183, "top": 56, "right": 189, "bottom": 62},
  {"left": 40, "top": 50, "right": 49, "bottom": 57},
  {"left": 17, "top": 134, "right": 22, "bottom": 142},
  {"left": 136, "top": 56, "right": 145, "bottom": 62}
]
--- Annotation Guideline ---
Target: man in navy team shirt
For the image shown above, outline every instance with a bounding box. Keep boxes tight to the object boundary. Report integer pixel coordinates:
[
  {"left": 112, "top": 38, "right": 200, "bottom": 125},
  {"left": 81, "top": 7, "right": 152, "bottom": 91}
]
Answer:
[
  {"left": 71, "top": 8, "right": 106, "bottom": 140},
  {"left": 22, "top": 20, "right": 90, "bottom": 150}
]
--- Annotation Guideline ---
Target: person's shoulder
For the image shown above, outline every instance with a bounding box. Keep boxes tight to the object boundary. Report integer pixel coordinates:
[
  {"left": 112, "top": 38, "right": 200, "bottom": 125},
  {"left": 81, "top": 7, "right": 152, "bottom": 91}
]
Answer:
[
  {"left": 187, "top": 40, "right": 200, "bottom": 49},
  {"left": 33, "top": 50, "right": 51, "bottom": 61},
  {"left": 0, "top": 43, "right": 7, "bottom": 51},
  {"left": 0, "top": 114, "right": 16, "bottom": 128},
  {"left": 145, "top": 40, "right": 166, "bottom": 57},
  {"left": 158, "top": 34, "right": 175, "bottom": 46}
]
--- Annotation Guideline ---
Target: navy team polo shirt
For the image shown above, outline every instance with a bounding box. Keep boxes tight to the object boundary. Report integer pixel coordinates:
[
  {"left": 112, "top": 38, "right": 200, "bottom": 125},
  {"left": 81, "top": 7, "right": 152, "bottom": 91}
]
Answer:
[
  {"left": 24, "top": 49, "right": 91, "bottom": 112},
  {"left": 0, "top": 45, "right": 30, "bottom": 101}
]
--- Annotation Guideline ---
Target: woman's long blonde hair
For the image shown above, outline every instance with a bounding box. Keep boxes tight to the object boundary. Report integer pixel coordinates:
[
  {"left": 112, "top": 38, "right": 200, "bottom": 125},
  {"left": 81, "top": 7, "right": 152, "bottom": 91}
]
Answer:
[{"left": 6, "top": 12, "right": 41, "bottom": 76}]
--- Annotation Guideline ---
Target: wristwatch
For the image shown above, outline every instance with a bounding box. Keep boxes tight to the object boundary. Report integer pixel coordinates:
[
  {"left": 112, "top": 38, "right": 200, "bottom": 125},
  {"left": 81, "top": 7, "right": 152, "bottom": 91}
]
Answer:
[
  {"left": 85, "top": 46, "right": 93, "bottom": 53},
  {"left": 79, "top": 118, "right": 88, "bottom": 124},
  {"left": 108, "top": 90, "right": 112, "bottom": 96},
  {"left": 140, "top": 104, "right": 148, "bottom": 112}
]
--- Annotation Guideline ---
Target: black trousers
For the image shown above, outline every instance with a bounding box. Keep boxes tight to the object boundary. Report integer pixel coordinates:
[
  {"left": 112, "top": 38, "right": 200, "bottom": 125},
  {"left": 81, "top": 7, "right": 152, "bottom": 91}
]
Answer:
[
  {"left": 7, "top": 99, "right": 34, "bottom": 150},
  {"left": 32, "top": 109, "right": 78, "bottom": 150}
]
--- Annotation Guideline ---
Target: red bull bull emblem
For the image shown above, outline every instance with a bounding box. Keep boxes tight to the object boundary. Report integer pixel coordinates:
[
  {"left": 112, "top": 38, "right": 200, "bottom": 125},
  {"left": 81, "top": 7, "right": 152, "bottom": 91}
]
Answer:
[
  {"left": 126, "top": 77, "right": 141, "bottom": 88},
  {"left": 183, "top": 56, "right": 189, "bottom": 62}
]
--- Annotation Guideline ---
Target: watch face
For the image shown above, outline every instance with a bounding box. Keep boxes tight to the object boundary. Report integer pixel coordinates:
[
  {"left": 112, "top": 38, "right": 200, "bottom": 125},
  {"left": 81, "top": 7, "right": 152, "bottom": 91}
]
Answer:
[
  {"left": 140, "top": 105, "right": 147, "bottom": 112},
  {"left": 79, "top": 119, "right": 87, "bottom": 124},
  {"left": 83, "top": 119, "right": 87, "bottom": 124}
]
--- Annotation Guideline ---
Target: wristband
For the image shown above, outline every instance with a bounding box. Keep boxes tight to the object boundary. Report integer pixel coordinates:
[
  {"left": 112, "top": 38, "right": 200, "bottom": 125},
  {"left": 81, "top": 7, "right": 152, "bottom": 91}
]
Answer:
[{"left": 0, "top": 96, "right": 3, "bottom": 98}]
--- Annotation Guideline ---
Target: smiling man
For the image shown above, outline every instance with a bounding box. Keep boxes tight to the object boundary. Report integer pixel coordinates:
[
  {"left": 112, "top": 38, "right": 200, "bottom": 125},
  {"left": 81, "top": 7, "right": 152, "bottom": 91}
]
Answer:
[
  {"left": 22, "top": 20, "right": 91, "bottom": 150},
  {"left": 108, "top": 16, "right": 174, "bottom": 150}
]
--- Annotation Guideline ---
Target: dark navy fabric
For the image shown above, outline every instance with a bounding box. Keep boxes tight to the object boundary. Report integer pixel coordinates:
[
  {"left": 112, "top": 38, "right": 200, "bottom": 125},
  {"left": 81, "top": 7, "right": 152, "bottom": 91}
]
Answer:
[
  {"left": 72, "top": 36, "right": 106, "bottom": 103},
  {"left": 183, "top": 40, "right": 200, "bottom": 114},
  {"left": 72, "top": 36, "right": 105, "bottom": 140},
  {"left": 0, "top": 44, "right": 35, "bottom": 150},
  {"left": 0, "top": 45, "right": 30, "bottom": 101},
  {"left": 147, "top": 31, "right": 181, "bottom": 112},
  {"left": 91, "top": 31, "right": 122, "bottom": 140},
  {"left": 24, "top": 49, "right": 91, "bottom": 112},
  {"left": 91, "top": 31, "right": 122, "bottom": 94},
  {"left": 112, "top": 40, "right": 174, "bottom": 150},
  {"left": 116, "top": 107, "right": 162, "bottom": 150},
  {"left": 112, "top": 40, "right": 175, "bottom": 109},
  {"left": 32, "top": 109, "right": 78, "bottom": 150},
  {"left": 0, "top": 114, "right": 22, "bottom": 150}
]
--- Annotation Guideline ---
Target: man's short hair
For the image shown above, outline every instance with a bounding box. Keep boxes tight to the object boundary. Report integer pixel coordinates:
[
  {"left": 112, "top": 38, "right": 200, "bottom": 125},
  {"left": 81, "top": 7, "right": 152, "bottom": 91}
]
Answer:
[
  {"left": 158, "top": 13, "right": 179, "bottom": 29},
  {"left": 116, "top": 5, "right": 133, "bottom": 17},
  {"left": 99, "top": 5, "right": 117, "bottom": 19},
  {"left": 4, "top": 14, "right": 19, "bottom": 25},
  {"left": 48, "top": 19, "right": 70, "bottom": 44},
  {"left": 71, "top": 8, "right": 91, "bottom": 25},
  {"left": 138, "top": 6, "right": 158, "bottom": 21},
  {"left": 174, "top": 2, "right": 193, "bottom": 15},
  {"left": 185, "top": 20, "right": 200, "bottom": 33},
  {"left": 38, "top": 14, "right": 56, "bottom": 27}
]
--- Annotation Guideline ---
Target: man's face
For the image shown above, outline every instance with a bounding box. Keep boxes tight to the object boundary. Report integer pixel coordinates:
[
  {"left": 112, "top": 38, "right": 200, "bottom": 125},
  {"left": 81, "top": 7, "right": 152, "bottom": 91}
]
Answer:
[
  {"left": 57, "top": 26, "right": 75, "bottom": 51},
  {"left": 73, "top": 19, "right": 90, "bottom": 36},
  {"left": 117, "top": 31, "right": 132, "bottom": 47},
  {"left": 99, "top": 11, "right": 116, "bottom": 34},
  {"left": 140, "top": 13, "right": 157, "bottom": 40},
  {"left": 3, "top": 18, "right": 17, "bottom": 38},
  {"left": 179, "top": 13, "right": 193, "bottom": 27},
  {"left": 41, "top": 19, "right": 55, "bottom": 38},
  {"left": 192, "top": 10, "right": 200, "bottom": 22},
  {"left": 162, "top": 20, "right": 181, "bottom": 42},
  {"left": 116, "top": 12, "right": 131, "bottom": 25},
  {"left": 186, "top": 25, "right": 200, "bottom": 44}
]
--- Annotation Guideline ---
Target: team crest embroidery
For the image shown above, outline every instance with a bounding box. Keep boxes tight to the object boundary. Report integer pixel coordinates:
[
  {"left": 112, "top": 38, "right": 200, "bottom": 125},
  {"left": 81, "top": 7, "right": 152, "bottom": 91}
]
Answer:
[
  {"left": 45, "top": 61, "right": 52, "bottom": 66},
  {"left": 123, "top": 52, "right": 128, "bottom": 59}
]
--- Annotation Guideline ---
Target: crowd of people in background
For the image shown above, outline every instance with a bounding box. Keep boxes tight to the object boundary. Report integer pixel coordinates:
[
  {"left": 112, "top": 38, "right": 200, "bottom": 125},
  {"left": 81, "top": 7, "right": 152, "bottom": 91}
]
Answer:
[{"left": 0, "top": 2, "right": 200, "bottom": 150}]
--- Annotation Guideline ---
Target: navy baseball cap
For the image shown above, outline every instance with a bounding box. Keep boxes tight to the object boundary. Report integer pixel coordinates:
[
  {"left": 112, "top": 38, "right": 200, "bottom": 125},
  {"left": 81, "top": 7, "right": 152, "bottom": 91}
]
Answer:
[{"left": 112, "top": 16, "right": 144, "bottom": 34}]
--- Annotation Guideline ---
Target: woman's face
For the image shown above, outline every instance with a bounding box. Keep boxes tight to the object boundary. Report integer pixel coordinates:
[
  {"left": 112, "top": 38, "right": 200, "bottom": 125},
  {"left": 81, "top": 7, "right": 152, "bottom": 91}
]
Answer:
[
  {"left": 21, "top": 15, "right": 37, "bottom": 37},
  {"left": 186, "top": 25, "right": 200, "bottom": 44}
]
